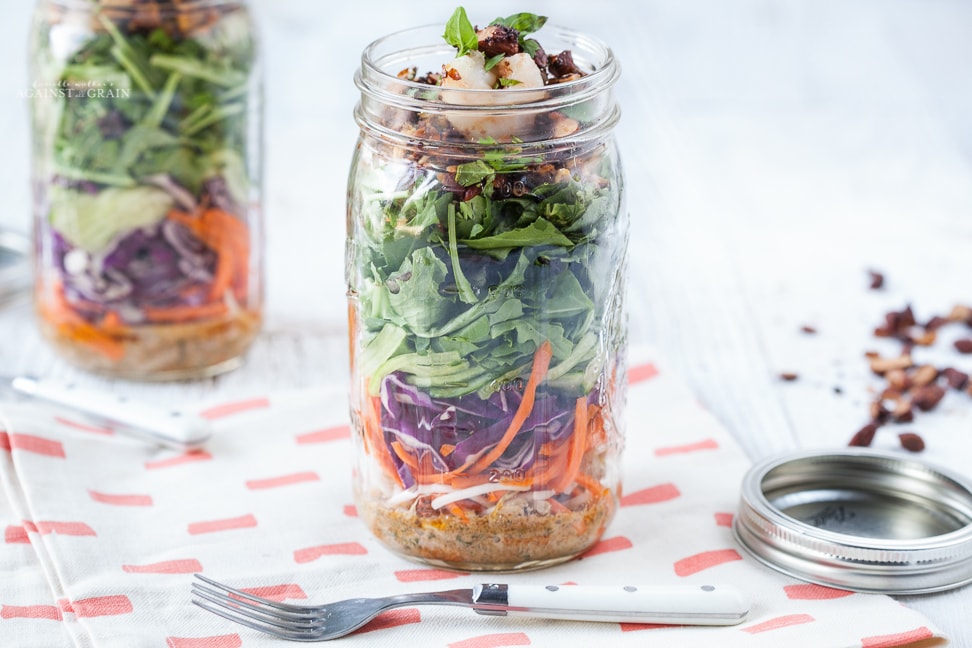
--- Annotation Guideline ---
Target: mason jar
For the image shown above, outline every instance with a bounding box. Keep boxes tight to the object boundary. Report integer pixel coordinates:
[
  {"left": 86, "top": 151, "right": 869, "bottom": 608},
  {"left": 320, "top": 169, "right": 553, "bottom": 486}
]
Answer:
[
  {"left": 347, "top": 22, "right": 627, "bottom": 571},
  {"left": 28, "top": 0, "right": 263, "bottom": 380}
]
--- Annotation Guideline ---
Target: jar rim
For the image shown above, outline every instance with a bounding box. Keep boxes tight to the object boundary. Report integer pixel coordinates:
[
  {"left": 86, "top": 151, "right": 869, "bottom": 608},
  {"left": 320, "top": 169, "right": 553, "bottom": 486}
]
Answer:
[{"left": 356, "top": 22, "right": 621, "bottom": 112}]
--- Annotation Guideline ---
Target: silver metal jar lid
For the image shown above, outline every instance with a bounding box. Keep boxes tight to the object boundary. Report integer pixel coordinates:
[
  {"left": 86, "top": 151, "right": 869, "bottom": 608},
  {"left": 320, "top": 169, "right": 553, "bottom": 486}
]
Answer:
[
  {"left": 0, "top": 228, "right": 30, "bottom": 302},
  {"left": 734, "top": 448, "right": 972, "bottom": 594}
]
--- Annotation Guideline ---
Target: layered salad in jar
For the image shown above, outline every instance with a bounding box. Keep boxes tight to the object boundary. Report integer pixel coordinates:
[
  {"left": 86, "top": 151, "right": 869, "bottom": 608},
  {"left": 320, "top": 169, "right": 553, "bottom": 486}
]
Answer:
[
  {"left": 348, "top": 8, "right": 627, "bottom": 570},
  {"left": 29, "top": 0, "right": 262, "bottom": 379}
]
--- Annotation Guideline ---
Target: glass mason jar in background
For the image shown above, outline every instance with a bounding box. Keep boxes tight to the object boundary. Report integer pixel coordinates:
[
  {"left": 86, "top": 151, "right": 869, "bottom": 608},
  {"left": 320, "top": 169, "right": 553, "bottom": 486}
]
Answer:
[
  {"left": 347, "top": 24, "right": 627, "bottom": 571},
  {"left": 28, "top": 0, "right": 263, "bottom": 380}
]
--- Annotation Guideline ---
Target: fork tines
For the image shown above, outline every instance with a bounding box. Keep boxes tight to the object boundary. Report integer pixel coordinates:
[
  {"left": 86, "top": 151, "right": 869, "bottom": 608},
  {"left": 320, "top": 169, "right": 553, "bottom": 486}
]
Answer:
[{"left": 191, "top": 573, "right": 325, "bottom": 641}]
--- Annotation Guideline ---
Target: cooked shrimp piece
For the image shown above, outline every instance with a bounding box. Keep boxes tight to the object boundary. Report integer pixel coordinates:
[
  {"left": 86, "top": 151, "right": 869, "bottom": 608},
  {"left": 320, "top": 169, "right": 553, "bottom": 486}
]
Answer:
[
  {"left": 495, "top": 53, "right": 544, "bottom": 88},
  {"left": 441, "top": 52, "right": 546, "bottom": 140},
  {"left": 441, "top": 51, "right": 498, "bottom": 95}
]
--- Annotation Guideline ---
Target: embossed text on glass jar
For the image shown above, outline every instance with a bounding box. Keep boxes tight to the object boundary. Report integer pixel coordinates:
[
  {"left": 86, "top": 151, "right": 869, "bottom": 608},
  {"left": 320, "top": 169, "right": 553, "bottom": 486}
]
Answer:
[
  {"left": 346, "top": 24, "right": 627, "bottom": 571},
  {"left": 29, "top": 0, "right": 264, "bottom": 380}
]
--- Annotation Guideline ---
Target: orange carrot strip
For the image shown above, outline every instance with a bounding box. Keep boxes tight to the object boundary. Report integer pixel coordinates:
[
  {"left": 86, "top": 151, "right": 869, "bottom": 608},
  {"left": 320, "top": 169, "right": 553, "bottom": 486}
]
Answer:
[
  {"left": 552, "top": 397, "right": 589, "bottom": 493},
  {"left": 390, "top": 440, "right": 421, "bottom": 473},
  {"left": 530, "top": 439, "right": 571, "bottom": 489},
  {"left": 446, "top": 502, "right": 469, "bottom": 523},
  {"left": 575, "top": 472, "right": 607, "bottom": 498},
  {"left": 439, "top": 443, "right": 456, "bottom": 457},
  {"left": 143, "top": 301, "right": 230, "bottom": 323},
  {"left": 452, "top": 341, "right": 553, "bottom": 477},
  {"left": 40, "top": 285, "right": 126, "bottom": 361},
  {"left": 208, "top": 247, "right": 236, "bottom": 300},
  {"left": 168, "top": 209, "right": 250, "bottom": 301},
  {"left": 362, "top": 395, "right": 403, "bottom": 487}
]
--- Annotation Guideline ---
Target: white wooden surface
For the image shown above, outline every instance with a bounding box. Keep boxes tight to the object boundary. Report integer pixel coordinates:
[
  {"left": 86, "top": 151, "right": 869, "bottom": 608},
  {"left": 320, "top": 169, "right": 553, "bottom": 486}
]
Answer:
[{"left": 2, "top": 1, "right": 970, "bottom": 644}]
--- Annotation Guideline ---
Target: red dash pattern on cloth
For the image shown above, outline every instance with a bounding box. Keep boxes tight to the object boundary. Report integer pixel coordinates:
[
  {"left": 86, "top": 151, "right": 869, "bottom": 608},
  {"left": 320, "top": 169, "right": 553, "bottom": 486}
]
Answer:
[
  {"left": 4, "top": 525, "right": 30, "bottom": 544},
  {"left": 673, "top": 549, "right": 742, "bottom": 576},
  {"left": 356, "top": 608, "right": 422, "bottom": 634},
  {"left": 69, "top": 595, "right": 134, "bottom": 618},
  {"left": 165, "top": 634, "right": 243, "bottom": 648},
  {"left": 145, "top": 451, "right": 212, "bottom": 470},
  {"left": 784, "top": 584, "right": 854, "bottom": 600},
  {"left": 581, "top": 535, "right": 633, "bottom": 558},
  {"left": 88, "top": 490, "right": 153, "bottom": 506},
  {"left": 742, "top": 614, "right": 816, "bottom": 634},
  {"left": 1, "top": 604, "right": 63, "bottom": 620},
  {"left": 620, "top": 483, "right": 680, "bottom": 506},
  {"left": 861, "top": 626, "right": 934, "bottom": 647},
  {"left": 5, "top": 433, "right": 66, "bottom": 458},
  {"left": 296, "top": 425, "right": 351, "bottom": 444},
  {"left": 395, "top": 568, "right": 467, "bottom": 583},
  {"left": 25, "top": 520, "right": 96, "bottom": 537},
  {"left": 199, "top": 398, "right": 271, "bottom": 420},
  {"left": 239, "top": 584, "right": 308, "bottom": 602},
  {"left": 448, "top": 632, "right": 532, "bottom": 648},
  {"left": 627, "top": 362, "right": 660, "bottom": 384},
  {"left": 245, "top": 471, "right": 320, "bottom": 490},
  {"left": 620, "top": 622, "right": 676, "bottom": 632},
  {"left": 293, "top": 542, "right": 368, "bottom": 563},
  {"left": 122, "top": 559, "right": 203, "bottom": 574},
  {"left": 654, "top": 438, "right": 720, "bottom": 457},
  {"left": 54, "top": 416, "right": 113, "bottom": 435},
  {"left": 187, "top": 514, "right": 257, "bottom": 535},
  {"left": 0, "top": 352, "right": 946, "bottom": 647}
]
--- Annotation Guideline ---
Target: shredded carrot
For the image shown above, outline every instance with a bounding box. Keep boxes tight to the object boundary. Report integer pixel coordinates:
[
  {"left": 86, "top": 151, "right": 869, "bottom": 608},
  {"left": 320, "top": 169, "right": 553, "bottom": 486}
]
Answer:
[
  {"left": 39, "top": 283, "right": 126, "bottom": 361},
  {"left": 574, "top": 472, "right": 607, "bottom": 499},
  {"left": 208, "top": 247, "right": 236, "bottom": 301},
  {"left": 551, "top": 396, "right": 589, "bottom": 493},
  {"left": 439, "top": 443, "right": 456, "bottom": 457},
  {"left": 453, "top": 341, "right": 553, "bottom": 477},
  {"left": 361, "top": 394, "right": 403, "bottom": 487},
  {"left": 530, "top": 439, "right": 571, "bottom": 489},
  {"left": 390, "top": 440, "right": 419, "bottom": 471},
  {"left": 446, "top": 502, "right": 469, "bottom": 523},
  {"left": 547, "top": 498, "right": 571, "bottom": 514},
  {"left": 100, "top": 310, "right": 125, "bottom": 332},
  {"left": 168, "top": 208, "right": 250, "bottom": 301},
  {"left": 143, "top": 301, "right": 229, "bottom": 323}
]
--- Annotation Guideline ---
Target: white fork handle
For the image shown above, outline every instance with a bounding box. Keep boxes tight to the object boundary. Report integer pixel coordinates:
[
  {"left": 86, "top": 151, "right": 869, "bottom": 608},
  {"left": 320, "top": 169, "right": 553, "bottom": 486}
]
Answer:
[
  {"left": 473, "top": 584, "right": 750, "bottom": 626},
  {"left": 11, "top": 376, "right": 212, "bottom": 448}
]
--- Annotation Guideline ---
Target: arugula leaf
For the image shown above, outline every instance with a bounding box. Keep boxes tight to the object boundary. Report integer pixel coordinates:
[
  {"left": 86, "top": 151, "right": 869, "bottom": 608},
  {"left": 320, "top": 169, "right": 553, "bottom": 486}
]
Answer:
[
  {"left": 443, "top": 7, "right": 479, "bottom": 57},
  {"left": 446, "top": 204, "right": 479, "bottom": 304},
  {"left": 455, "top": 160, "right": 495, "bottom": 186},
  {"left": 497, "top": 78, "right": 521, "bottom": 88},
  {"left": 461, "top": 218, "right": 574, "bottom": 250},
  {"left": 386, "top": 247, "right": 453, "bottom": 335}
]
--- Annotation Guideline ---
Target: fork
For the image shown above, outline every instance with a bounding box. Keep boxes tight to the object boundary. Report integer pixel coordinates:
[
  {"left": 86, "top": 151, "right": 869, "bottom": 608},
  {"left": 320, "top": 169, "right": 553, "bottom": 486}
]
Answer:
[{"left": 191, "top": 573, "right": 750, "bottom": 641}]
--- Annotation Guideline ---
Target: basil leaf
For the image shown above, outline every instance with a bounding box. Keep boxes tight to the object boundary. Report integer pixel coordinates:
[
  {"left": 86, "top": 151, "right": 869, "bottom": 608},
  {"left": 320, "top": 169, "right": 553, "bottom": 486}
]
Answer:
[
  {"left": 443, "top": 7, "right": 479, "bottom": 57},
  {"left": 490, "top": 12, "right": 548, "bottom": 36},
  {"left": 521, "top": 38, "right": 541, "bottom": 57},
  {"left": 483, "top": 53, "right": 505, "bottom": 71}
]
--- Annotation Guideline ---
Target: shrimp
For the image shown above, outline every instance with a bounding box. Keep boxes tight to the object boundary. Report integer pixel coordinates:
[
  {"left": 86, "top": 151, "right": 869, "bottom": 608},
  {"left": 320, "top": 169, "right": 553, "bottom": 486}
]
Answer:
[
  {"left": 441, "top": 51, "right": 498, "bottom": 95},
  {"left": 440, "top": 52, "right": 547, "bottom": 140},
  {"left": 494, "top": 53, "right": 544, "bottom": 89}
]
